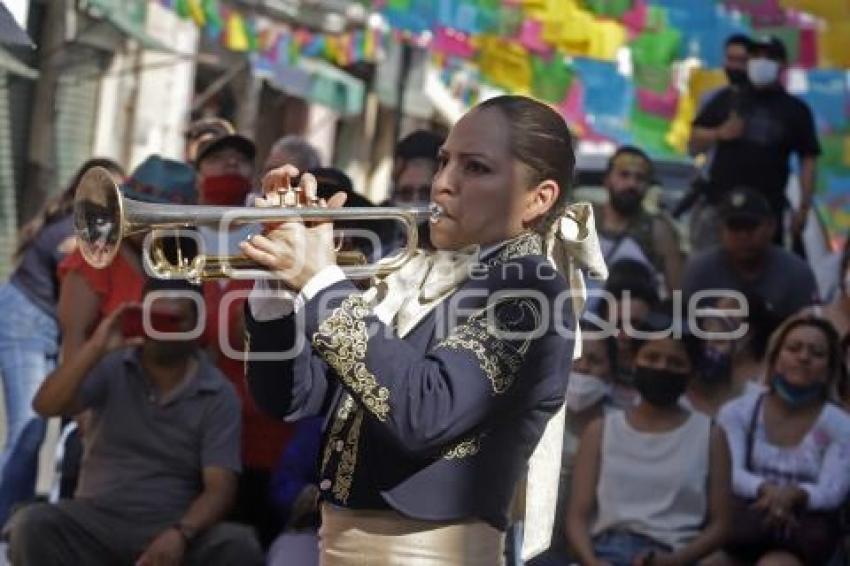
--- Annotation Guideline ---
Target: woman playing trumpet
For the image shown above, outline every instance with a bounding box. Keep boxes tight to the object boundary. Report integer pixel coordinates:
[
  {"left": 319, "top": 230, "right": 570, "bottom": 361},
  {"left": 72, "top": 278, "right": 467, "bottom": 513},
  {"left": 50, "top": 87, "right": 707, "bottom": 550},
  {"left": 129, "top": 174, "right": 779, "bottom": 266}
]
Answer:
[{"left": 241, "top": 95, "right": 579, "bottom": 564}]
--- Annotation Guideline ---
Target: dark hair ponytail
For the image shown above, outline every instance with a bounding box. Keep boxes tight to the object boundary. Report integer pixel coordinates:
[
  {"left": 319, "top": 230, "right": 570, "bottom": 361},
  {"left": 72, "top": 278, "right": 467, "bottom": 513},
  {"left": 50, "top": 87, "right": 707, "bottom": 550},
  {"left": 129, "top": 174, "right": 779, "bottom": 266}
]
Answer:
[
  {"left": 14, "top": 158, "right": 124, "bottom": 261},
  {"left": 475, "top": 95, "right": 575, "bottom": 237}
]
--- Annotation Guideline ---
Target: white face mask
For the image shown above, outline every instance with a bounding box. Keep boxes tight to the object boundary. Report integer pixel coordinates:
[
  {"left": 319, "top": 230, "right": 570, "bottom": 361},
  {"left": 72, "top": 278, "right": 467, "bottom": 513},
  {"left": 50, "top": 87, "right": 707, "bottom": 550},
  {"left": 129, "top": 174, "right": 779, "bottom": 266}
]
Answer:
[
  {"left": 566, "top": 372, "right": 611, "bottom": 412},
  {"left": 748, "top": 58, "right": 780, "bottom": 87}
]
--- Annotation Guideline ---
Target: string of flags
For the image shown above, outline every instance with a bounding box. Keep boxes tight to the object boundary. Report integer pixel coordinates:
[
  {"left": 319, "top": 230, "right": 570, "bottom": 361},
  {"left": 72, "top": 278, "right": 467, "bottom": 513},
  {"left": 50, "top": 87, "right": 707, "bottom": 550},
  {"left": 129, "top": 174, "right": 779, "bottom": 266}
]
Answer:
[
  {"left": 157, "top": 0, "right": 850, "bottom": 239},
  {"left": 373, "top": 0, "right": 850, "bottom": 242},
  {"left": 157, "top": 0, "right": 384, "bottom": 66}
]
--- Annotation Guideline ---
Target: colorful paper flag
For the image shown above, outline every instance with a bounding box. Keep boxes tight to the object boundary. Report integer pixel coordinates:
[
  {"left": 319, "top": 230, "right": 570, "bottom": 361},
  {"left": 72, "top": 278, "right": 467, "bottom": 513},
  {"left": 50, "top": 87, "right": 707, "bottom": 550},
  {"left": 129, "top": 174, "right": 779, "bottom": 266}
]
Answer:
[
  {"left": 203, "top": 0, "right": 222, "bottom": 33},
  {"left": 531, "top": 55, "right": 573, "bottom": 102},
  {"left": 225, "top": 12, "right": 250, "bottom": 51},
  {"left": 175, "top": 0, "right": 191, "bottom": 19},
  {"left": 186, "top": 0, "right": 205, "bottom": 26}
]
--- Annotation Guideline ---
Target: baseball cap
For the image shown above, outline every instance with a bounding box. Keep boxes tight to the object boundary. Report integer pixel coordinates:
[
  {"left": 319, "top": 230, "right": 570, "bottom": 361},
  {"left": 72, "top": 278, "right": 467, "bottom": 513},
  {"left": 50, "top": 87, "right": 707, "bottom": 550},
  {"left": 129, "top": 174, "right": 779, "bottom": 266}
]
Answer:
[
  {"left": 750, "top": 35, "right": 787, "bottom": 62},
  {"left": 195, "top": 132, "right": 256, "bottom": 168},
  {"left": 719, "top": 187, "right": 773, "bottom": 226},
  {"left": 186, "top": 117, "right": 234, "bottom": 140}
]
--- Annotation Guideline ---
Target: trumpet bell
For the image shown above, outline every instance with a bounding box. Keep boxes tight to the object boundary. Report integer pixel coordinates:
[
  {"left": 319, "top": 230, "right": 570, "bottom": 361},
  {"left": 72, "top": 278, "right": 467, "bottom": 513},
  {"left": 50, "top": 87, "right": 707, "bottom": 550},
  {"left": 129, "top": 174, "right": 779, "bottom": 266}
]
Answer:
[{"left": 73, "top": 166, "right": 125, "bottom": 269}]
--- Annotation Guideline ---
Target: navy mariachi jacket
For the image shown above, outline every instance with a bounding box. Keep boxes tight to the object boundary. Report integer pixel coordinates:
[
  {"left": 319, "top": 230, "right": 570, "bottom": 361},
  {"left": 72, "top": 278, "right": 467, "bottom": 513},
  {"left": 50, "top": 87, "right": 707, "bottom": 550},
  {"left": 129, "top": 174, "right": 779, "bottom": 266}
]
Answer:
[{"left": 245, "top": 233, "right": 574, "bottom": 530}]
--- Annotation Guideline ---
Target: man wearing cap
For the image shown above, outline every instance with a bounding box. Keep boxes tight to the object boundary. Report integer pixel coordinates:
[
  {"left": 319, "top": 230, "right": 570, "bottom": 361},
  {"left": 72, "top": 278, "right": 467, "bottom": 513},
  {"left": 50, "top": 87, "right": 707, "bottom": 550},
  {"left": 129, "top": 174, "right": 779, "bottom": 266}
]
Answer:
[
  {"left": 682, "top": 187, "right": 818, "bottom": 322},
  {"left": 185, "top": 118, "right": 236, "bottom": 164},
  {"left": 193, "top": 129, "right": 257, "bottom": 255},
  {"left": 195, "top": 130, "right": 256, "bottom": 205},
  {"left": 689, "top": 36, "right": 821, "bottom": 248}
]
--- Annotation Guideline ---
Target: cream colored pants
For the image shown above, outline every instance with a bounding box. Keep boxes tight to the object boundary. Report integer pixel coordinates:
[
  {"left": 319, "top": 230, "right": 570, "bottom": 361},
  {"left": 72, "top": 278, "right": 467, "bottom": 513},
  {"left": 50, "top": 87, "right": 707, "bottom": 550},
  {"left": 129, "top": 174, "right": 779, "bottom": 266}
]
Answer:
[{"left": 319, "top": 504, "right": 506, "bottom": 566}]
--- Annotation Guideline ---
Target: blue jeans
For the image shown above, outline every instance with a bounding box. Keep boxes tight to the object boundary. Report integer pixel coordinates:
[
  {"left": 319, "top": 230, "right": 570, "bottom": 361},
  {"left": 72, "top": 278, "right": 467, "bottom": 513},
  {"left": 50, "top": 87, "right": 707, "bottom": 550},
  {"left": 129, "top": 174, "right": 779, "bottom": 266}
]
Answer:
[
  {"left": 593, "top": 530, "right": 672, "bottom": 566},
  {"left": 0, "top": 283, "right": 59, "bottom": 524}
]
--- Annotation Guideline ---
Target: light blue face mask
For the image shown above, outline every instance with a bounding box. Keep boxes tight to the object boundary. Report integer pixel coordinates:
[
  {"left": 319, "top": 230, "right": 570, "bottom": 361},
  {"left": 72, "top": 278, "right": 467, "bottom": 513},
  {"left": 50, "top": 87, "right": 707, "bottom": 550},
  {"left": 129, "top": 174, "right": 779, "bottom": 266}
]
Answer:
[
  {"left": 773, "top": 373, "right": 824, "bottom": 407},
  {"left": 565, "top": 371, "right": 611, "bottom": 412},
  {"left": 747, "top": 57, "right": 779, "bottom": 87}
]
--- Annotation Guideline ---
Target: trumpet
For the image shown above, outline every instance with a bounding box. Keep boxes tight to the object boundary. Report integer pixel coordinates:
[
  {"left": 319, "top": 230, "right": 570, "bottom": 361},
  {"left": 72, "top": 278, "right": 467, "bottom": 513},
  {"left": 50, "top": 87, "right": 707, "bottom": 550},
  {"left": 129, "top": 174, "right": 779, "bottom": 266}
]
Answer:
[{"left": 73, "top": 166, "right": 440, "bottom": 283}]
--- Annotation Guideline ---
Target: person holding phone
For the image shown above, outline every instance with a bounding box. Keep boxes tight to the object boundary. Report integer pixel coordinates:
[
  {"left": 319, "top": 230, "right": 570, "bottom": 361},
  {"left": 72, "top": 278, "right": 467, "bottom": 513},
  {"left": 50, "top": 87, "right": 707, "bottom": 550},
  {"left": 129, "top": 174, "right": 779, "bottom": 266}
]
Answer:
[
  {"left": 57, "top": 155, "right": 197, "bottom": 366},
  {"left": 0, "top": 158, "right": 124, "bottom": 526},
  {"left": 7, "top": 278, "right": 263, "bottom": 566}
]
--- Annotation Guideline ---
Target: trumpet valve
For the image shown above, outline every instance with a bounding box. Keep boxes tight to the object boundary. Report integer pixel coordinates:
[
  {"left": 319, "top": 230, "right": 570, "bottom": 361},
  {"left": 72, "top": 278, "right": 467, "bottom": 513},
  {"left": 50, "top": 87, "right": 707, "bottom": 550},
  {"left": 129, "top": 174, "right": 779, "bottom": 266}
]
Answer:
[
  {"left": 276, "top": 186, "right": 318, "bottom": 208},
  {"left": 279, "top": 188, "right": 298, "bottom": 208},
  {"left": 304, "top": 183, "right": 318, "bottom": 205}
]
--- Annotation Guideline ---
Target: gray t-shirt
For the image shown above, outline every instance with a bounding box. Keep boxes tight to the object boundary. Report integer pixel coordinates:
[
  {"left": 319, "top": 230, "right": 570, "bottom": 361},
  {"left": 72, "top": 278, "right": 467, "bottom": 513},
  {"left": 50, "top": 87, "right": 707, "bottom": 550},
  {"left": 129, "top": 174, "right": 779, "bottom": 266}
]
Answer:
[
  {"left": 682, "top": 246, "right": 818, "bottom": 321},
  {"left": 75, "top": 348, "right": 241, "bottom": 524},
  {"left": 10, "top": 215, "right": 74, "bottom": 318}
]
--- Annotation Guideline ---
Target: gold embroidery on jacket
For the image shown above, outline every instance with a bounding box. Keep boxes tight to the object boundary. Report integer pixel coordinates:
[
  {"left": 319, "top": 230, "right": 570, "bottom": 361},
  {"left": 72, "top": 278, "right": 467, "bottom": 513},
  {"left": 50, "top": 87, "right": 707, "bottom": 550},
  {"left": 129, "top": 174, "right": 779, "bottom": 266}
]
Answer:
[
  {"left": 491, "top": 232, "right": 543, "bottom": 265},
  {"left": 320, "top": 395, "right": 355, "bottom": 473},
  {"left": 333, "top": 408, "right": 364, "bottom": 504},
  {"left": 443, "top": 435, "right": 482, "bottom": 459},
  {"left": 437, "top": 297, "right": 540, "bottom": 393},
  {"left": 312, "top": 296, "right": 390, "bottom": 421}
]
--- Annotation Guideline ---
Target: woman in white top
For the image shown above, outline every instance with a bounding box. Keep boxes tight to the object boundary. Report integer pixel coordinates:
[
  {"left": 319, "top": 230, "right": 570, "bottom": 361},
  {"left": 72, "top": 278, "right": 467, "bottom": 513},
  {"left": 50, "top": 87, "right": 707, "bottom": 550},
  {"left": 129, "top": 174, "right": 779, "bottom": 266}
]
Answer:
[
  {"left": 717, "top": 314, "right": 850, "bottom": 565},
  {"left": 567, "top": 313, "right": 731, "bottom": 566}
]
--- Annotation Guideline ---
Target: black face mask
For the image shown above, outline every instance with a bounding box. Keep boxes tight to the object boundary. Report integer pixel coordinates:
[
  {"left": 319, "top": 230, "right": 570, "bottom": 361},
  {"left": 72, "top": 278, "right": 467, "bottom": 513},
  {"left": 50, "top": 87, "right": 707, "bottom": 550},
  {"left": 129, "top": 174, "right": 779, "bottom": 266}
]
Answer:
[
  {"left": 725, "top": 68, "right": 748, "bottom": 87},
  {"left": 609, "top": 190, "right": 643, "bottom": 216},
  {"left": 145, "top": 340, "right": 196, "bottom": 366},
  {"left": 633, "top": 365, "right": 689, "bottom": 407}
]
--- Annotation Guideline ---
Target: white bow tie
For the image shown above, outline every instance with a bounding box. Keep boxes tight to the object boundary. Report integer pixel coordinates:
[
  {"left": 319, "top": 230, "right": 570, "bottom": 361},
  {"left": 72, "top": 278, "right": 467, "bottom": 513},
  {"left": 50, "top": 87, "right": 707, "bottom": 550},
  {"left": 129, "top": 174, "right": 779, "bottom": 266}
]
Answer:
[
  {"left": 367, "top": 245, "right": 480, "bottom": 337},
  {"left": 419, "top": 246, "right": 481, "bottom": 301}
]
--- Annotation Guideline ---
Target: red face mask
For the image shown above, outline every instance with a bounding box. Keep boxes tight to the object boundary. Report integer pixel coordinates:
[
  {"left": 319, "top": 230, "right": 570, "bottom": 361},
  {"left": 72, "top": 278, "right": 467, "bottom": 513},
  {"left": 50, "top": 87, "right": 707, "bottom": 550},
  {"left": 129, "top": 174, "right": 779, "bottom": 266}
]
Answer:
[{"left": 201, "top": 174, "right": 252, "bottom": 206}]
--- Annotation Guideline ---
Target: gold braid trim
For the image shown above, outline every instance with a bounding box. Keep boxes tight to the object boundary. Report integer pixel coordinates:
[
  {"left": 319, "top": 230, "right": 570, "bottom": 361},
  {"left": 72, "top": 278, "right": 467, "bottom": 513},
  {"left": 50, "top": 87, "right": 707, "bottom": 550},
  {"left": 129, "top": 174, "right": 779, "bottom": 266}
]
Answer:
[
  {"left": 332, "top": 408, "right": 364, "bottom": 504},
  {"left": 320, "top": 395, "right": 355, "bottom": 474},
  {"left": 312, "top": 296, "right": 390, "bottom": 421},
  {"left": 437, "top": 297, "right": 540, "bottom": 394},
  {"left": 442, "top": 435, "right": 483, "bottom": 460},
  {"left": 490, "top": 232, "right": 544, "bottom": 265}
]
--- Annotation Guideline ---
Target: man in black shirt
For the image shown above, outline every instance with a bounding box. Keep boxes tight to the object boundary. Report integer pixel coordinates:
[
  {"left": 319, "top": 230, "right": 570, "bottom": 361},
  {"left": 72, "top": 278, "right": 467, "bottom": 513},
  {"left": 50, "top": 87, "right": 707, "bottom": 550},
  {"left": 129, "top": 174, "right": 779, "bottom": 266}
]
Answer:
[{"left": 689, "top": 36, "right": 820, "bottom": 245}]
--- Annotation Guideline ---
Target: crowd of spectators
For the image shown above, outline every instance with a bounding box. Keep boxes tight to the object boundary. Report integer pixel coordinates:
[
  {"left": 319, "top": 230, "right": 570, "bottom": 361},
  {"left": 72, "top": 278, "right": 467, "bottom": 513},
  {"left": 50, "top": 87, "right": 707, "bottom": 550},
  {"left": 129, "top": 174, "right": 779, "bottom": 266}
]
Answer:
[{"left": 1, "top": 32, "right": 849, "bottom": 566}]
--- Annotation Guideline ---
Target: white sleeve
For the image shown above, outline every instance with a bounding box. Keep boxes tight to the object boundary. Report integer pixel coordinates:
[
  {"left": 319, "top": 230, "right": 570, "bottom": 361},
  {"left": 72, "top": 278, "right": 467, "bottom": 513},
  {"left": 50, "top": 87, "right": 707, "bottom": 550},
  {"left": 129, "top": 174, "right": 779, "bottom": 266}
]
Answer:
[
  {"left": 717, "top": 397, "right": 765, "bottom": 499},
  {"left": 300, "top": 265, "right": 346, "bottom": 303},
  {"left": 248, "top": 266, "right": 347, "bottom": 321},
  {"left": 799, "top": 410, "right": 850, "bottom": 510}
]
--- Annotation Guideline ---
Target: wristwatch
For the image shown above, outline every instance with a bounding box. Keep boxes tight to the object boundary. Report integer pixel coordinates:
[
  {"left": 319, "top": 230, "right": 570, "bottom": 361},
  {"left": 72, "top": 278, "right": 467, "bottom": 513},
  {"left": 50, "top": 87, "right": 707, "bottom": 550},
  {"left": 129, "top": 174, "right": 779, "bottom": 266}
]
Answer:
[{"left": 172, "top": 521, "right": 198, "bottom": 545}]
